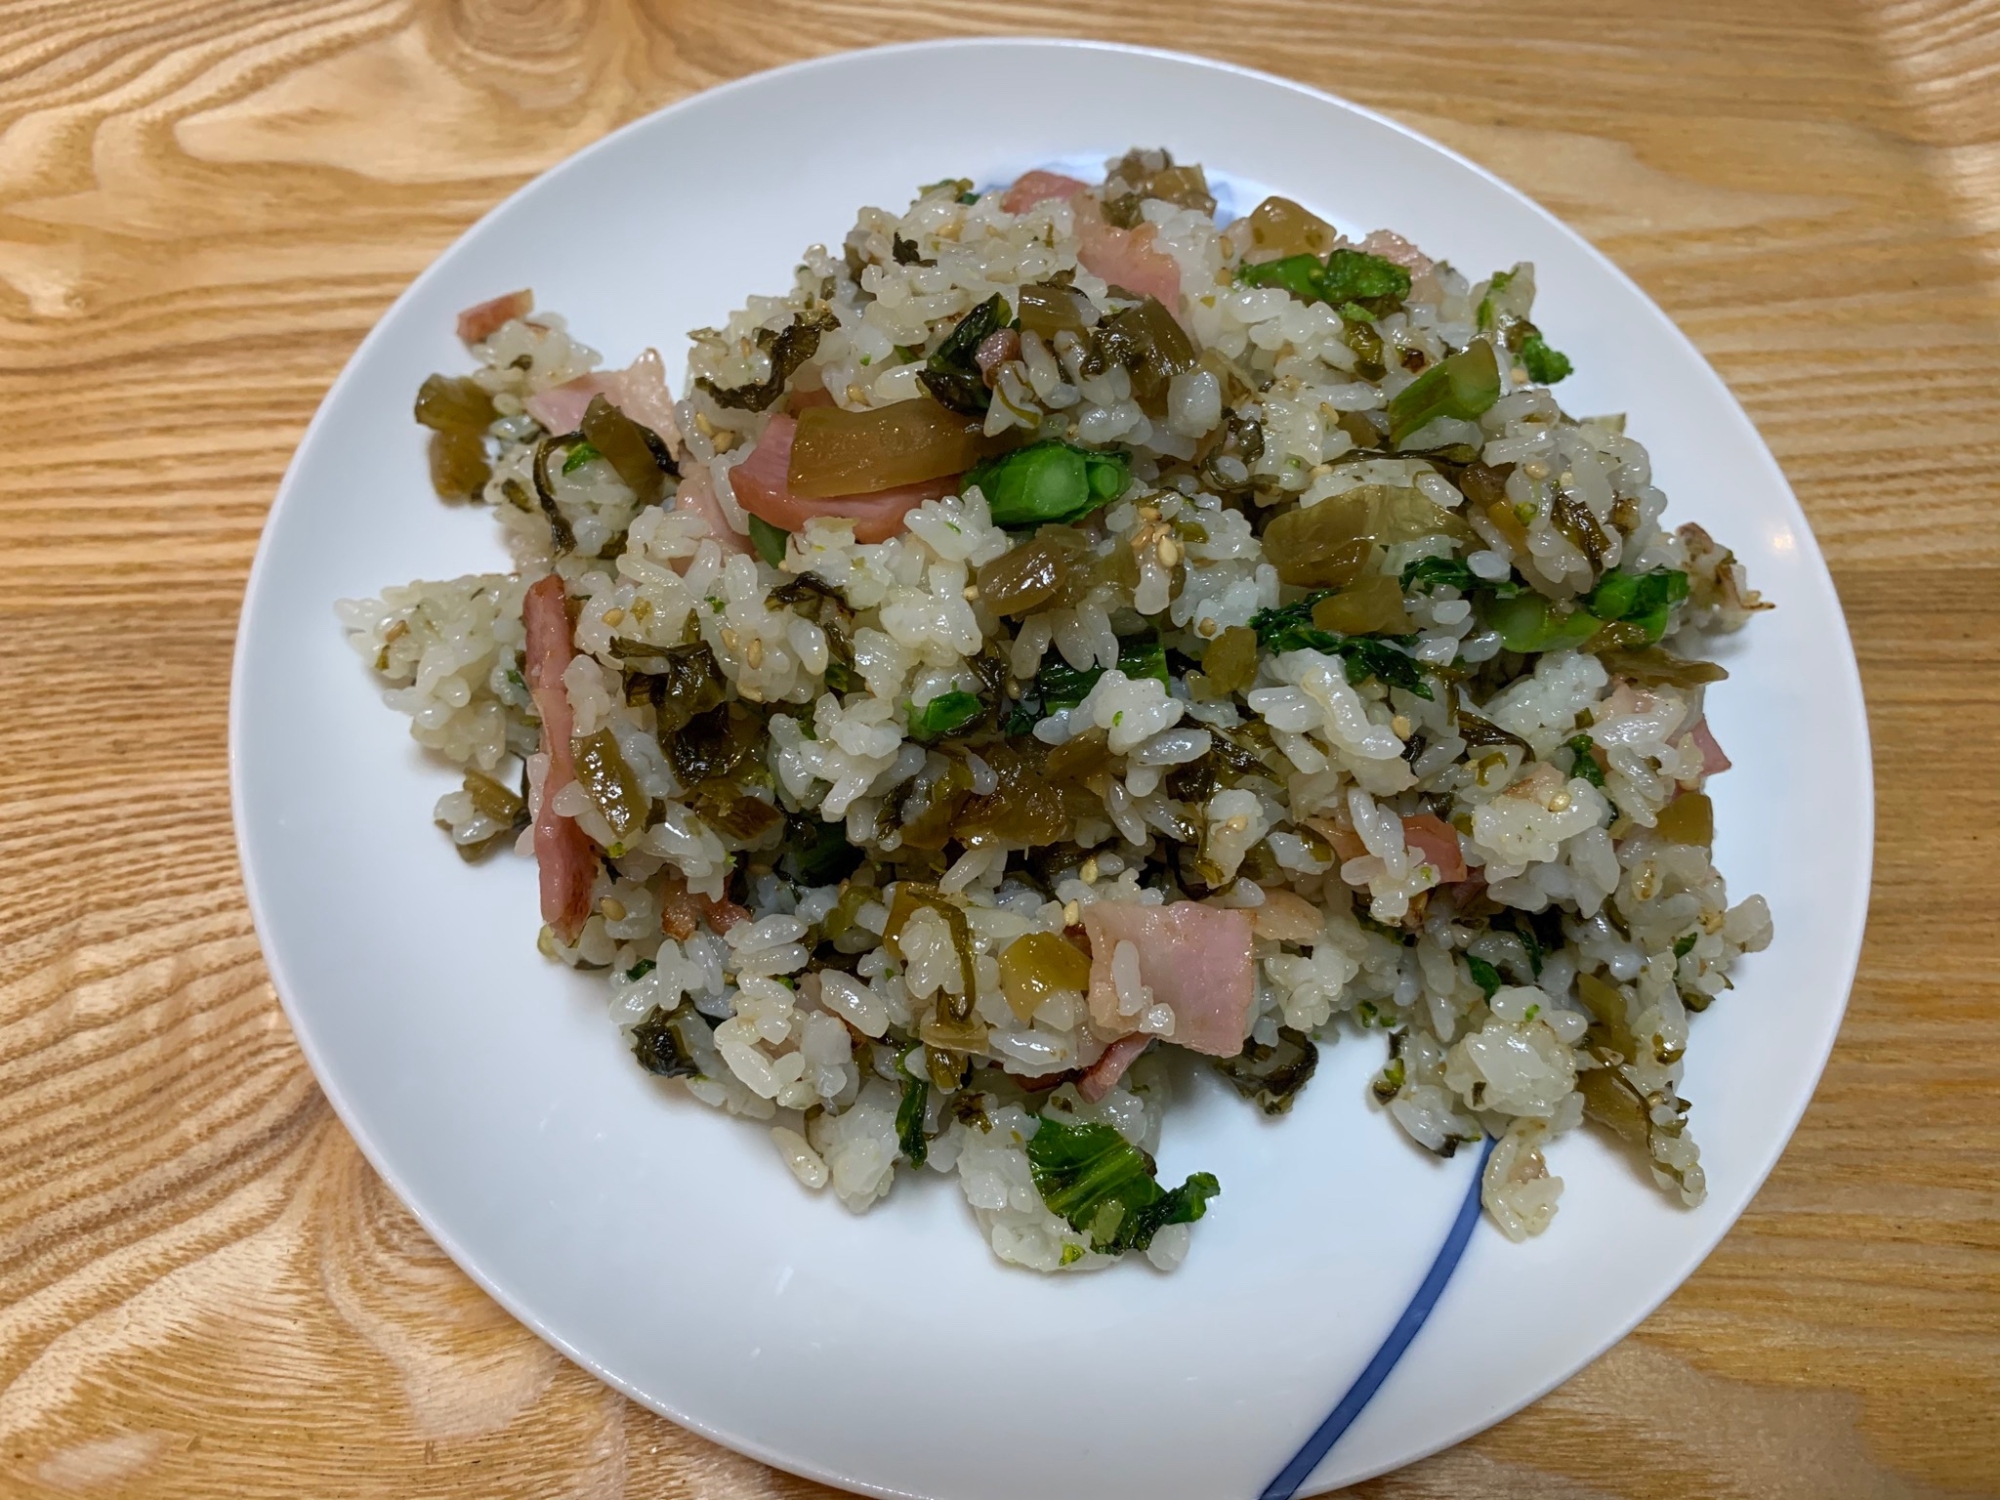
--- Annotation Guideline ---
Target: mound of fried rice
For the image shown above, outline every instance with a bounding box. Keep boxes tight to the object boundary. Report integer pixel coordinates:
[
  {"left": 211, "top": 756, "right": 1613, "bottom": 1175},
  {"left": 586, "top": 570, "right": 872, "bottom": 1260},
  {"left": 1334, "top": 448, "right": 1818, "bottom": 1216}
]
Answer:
[{"left": 339, "top": 149, "right": 1772, "bottom": 1271}]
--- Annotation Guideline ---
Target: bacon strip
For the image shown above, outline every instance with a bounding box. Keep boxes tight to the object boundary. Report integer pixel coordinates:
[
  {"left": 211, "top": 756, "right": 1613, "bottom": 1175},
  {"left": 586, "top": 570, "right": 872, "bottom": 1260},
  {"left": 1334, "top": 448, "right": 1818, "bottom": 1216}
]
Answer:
[
  {"left": 457, "top": 289, "right": 532, "bottom": 345},
  {"left": 523, "top": 574, "right": 596, "bottom": 941},
  {"left": 1081, "top": 901, "right": 1256, "bottom": 1057}
]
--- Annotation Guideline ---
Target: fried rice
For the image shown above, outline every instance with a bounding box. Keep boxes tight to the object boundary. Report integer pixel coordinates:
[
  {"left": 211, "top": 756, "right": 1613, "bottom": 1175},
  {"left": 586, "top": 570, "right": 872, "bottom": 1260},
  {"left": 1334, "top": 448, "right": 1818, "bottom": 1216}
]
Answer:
[{"left": 338, "top": 149, "right": 1773, "bottom": 1272}]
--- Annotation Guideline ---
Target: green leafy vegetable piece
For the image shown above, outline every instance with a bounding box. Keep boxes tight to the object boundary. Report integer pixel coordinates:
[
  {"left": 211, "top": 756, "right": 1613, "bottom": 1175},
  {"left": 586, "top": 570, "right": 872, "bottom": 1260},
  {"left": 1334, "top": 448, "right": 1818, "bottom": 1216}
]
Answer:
[
  {"left": 1480, "top": 592, "right": 1603, "bottom": 654},
  {"left": 908, "top": 689, "right": 983, "bottom": 740},
  {"left": 1566, "top": 733, "right": 1606, "bottom": 788},
  {"left": 1237, "top": 253, "right": 1326, "bottom": 303},
  {"left": 1000, "top": 702, "right": 1038, "bottom": 736},
  {"left": 1025, "top": 1117, "right": 1221, "bottom": 1255},
  {"left": 961, "top": 440, "right": 1131, "bottom": 527},
  {"left": 909, "top": 690, "right": 983, "bottom": 741},
  {"left": 747, "top": 514, "right": 790, "bottom": 567},
  {"left": 1033, "top": 639, "right": 1169, "bottom": 714},
  {"left": 896, "top": 1052, "right": 930, "bottom": 1166},
  {"left": 1386, "top": 338, "right": 1502, "bottom": 444},
  {"left": 1238, "top": 248, "right": 1410, "bottom": 316},
  {"left": 1247, "top": 596, "right": 1434, "bottom": 699},
  {"left": 1519, "top": 333, "right": 1573, "bottom": 384},
  {"left": 1318, "top": 247, "right": 1412, "bottom": 311},
  {"left": 918, "top": 293, "right": 1008, "bottom": 415},
  {"left": 1583, "top": 568, "right": 1689, "bottom": 644},
  {"left": 624, "top": 959, "right": 657, "bottom": 983},
  {"left": 1475, "top": 268, "right": 1516, "bottom": 332},
  {"left": 1400, "top": 556, "right": 1478, "bottom": 594},
  {"left": 1673, "top": 931, "right": 1699, "bottom": 960},
  {"left": 1466, "top": 955, "right": 1503, "bottom": 999}
]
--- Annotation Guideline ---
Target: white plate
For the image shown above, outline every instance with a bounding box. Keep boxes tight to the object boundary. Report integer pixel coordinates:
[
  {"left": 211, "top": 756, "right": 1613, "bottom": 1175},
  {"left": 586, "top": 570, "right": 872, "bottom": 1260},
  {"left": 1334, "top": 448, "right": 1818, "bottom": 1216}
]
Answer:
[{"left": 231, "top": 38, "right": 1872, "bottom": 1500}]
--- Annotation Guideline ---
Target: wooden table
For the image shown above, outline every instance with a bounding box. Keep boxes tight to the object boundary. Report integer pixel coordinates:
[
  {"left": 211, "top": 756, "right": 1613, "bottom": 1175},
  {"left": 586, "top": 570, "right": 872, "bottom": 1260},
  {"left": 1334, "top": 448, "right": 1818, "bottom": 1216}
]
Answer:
[{"left": 4, "top": 2, "right": 1997, "bottom": 1495}]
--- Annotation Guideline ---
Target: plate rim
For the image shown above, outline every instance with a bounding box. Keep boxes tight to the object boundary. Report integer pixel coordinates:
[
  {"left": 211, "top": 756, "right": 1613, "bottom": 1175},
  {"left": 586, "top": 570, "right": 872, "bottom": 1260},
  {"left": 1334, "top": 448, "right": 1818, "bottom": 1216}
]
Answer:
[{"left": 229, "top": 34, "right": 1876, "bottom": 1498}]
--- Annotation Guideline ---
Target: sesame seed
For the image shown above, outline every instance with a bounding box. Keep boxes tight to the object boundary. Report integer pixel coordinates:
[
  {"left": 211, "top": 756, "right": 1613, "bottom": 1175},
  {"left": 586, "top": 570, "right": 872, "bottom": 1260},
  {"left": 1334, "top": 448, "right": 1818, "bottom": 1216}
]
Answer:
[
  {"left": 1523, "top": 460, "right": 1550, "bottom": 480},
  {"left": 1062, "top": 900, "right": 1081, "bottom": 926},
  {"left": 963, "top": 584, "right": 980, "bottom": 600},
  {"left": 745, "top": 637, "right": 765, "bottom": 669},
  {"left": 601, "top": 607, "right": 626, "bottom": 628},
  {"left": 600, "top": 897, "right": 627, "bottom": 921},
  {"left": 1391, "top": 714, "right": 1412, "bottom": 738},
  {"left": 1547, "top": 791, "right": 1572, "bottom": 812},
  {"left": 1157, "top": 536, "right": 1181, "bottom": 567},
  {"left": 1079, "top": 857, "right": 1099, "bottom": 884}
]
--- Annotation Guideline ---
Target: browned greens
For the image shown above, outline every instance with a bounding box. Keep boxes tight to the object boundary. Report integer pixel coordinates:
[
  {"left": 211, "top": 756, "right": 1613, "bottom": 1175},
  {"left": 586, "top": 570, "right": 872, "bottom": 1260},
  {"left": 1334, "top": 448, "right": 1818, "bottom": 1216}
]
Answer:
[{"left": 697, "top": 308, "right": 838, "bottom": 412}]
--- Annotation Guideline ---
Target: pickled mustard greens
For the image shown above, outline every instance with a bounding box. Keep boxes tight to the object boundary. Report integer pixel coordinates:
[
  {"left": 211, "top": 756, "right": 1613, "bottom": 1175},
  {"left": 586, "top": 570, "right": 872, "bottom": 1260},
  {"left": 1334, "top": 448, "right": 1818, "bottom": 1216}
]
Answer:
[
  {"left": 788, "top": 398, "right": 1005, "bottom": 498},
  {"left": 1085, "top": 296, "right": 1196, "bottom": 416},
  {"left": 1210, "top": 1026, "right": 1318, "bottom": 1115},
  {"left": 414, "top": 374, "right": 497, "bottom": 499},
  {"left": 919, "top": 294, "right": 1009, "bottom": 415},
  {"left": 1016, "top": 281, "right": 1097, "bottom": 341},
  {"left": 697, "top": 308, "right": 837, "bottom": 412},
  {"left": 580, "top": 394, "right": 677, "bottom": 503}
]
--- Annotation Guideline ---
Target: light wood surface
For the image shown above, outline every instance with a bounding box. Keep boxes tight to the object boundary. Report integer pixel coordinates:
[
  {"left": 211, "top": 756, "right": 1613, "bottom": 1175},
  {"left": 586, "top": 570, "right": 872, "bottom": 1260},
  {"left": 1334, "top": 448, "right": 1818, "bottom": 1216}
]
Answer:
[{"left": 3, "top": 2, "right": 1997, "bottom": 1496}]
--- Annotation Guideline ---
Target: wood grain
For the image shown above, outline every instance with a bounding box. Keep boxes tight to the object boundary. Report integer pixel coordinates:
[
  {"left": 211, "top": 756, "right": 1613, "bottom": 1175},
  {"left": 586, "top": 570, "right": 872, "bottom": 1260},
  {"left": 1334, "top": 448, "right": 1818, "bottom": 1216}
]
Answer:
[{"left": 3, "top": 1, "right": 1998, "bottom": 1495}]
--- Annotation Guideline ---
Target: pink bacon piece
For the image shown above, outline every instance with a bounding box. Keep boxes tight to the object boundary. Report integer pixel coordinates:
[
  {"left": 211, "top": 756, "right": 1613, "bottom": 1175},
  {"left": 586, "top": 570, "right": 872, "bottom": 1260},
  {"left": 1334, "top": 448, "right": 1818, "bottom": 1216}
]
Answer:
[{"left": 523, "top": 574, "right": 596, "bottom": 942}]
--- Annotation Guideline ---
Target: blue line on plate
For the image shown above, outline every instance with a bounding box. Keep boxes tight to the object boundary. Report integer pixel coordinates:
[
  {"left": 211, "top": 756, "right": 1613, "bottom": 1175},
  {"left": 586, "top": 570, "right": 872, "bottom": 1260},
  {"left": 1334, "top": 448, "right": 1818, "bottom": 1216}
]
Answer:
[{"left": 1259, "top": 1133, "right": 1498, "bottom": 1500}]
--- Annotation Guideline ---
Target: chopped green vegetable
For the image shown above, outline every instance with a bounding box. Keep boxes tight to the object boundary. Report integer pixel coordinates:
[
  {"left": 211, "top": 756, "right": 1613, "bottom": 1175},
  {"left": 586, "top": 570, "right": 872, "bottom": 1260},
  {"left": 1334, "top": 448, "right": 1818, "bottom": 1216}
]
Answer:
[
  {"left": 1238, "top": 248, "right": 1410, "bottom": 316},
  {"left": 1025, "top": 1117, "right": 1220, "bottom": 1255},
  {"left": 1519, "top": 333, "right": 1573, "bottom": 384},
  {"left": 1566, "top": 733, "right": 1607, "bottom": 788},
  {"left": 1211, "top": 1027, "right": 1319, "bottom": 1115},
  {"left": 909, "top": 690, "right": 983, "bottom": 741},
  {"left": 747, "top": 514, "right": 790, "bottom": 567},
  {"left": 919, "top": 293, "right": 1007, "bottom": 415},
  {"left": 560, "top": 440, "right": 601, "bottom": 475},
  {"left": 697, "top": 308, "right": 837, "bottom": 412},
  {"left": 896, "top": 1049, "right": 930, "bottom": 1166},
  {"left": 1386, "top": 338, "right": 1502, "bottom": 444},
  {"left": 1248, "top": 595, "right": 1434, "bottom": 698},
  {"left": 1033, "top": 639, "right": 1169, "bottom": 713},
  {"left": 622, "top": 640, "right": 726, "bottom": 734},
  {"left": 624, "top": 958, "right": 657, "bottom": 982},
  {"left": 1237, "top": 252, "right": 1324, "bottom": 302},
  {"left": 1319, "top": 248, "right": 1413, "bottom": 311},
  {"left": 1475, "top": 268, "right": 1516, "bottom": 332},
  {"left": 1673, "top": 931, "right": 1699, "bottom": 960},
  {"left": 962, "top": 440, "right": 1131, "bottom": 527},
  {"left": 1481, "top": 591, "right": 1603, "bottom": 654},
  {"left": 1400, "top": 556, "right": 1478, "bottom": 594},
  {"left": 1583, "top": 568, "right": 1690, "bottom": 644},
  {"left": 1466, "top": 955, "right": 1503, "bottom": 999}
]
